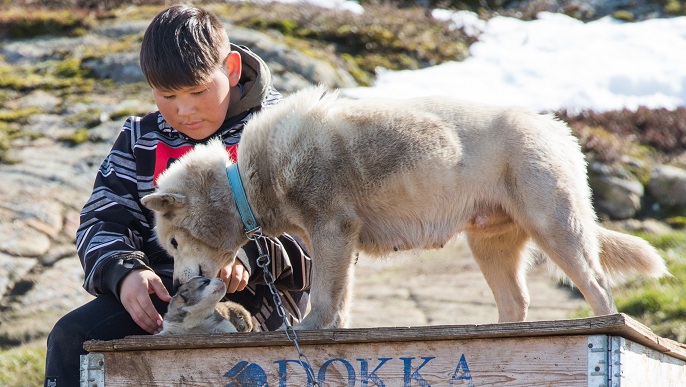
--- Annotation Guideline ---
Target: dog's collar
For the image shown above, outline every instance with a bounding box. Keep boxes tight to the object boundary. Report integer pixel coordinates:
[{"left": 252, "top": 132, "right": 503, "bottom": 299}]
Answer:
[{"left": 226, "top": 163, "right": 261, "bottom": 238}]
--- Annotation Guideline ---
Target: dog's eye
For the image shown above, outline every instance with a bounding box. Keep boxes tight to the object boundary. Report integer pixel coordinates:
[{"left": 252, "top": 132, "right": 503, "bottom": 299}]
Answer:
[
  {"left": 199, "top": 278, "right": 211, "bottom": 289},
  {"left": 179, "top": 289, "right": 189, "bottom": 302},
  {"left": 170, "top": 238, "right": 178, "bottom": 249}
]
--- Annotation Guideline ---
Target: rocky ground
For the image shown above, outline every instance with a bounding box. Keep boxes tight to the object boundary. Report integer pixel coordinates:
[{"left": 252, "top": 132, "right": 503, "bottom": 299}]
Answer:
[
  {"left": 1, "top": 3, "right": 684, "bottom": 350},
  {"left": 349, "top": 242, "right": 588, "bottom": 328}
]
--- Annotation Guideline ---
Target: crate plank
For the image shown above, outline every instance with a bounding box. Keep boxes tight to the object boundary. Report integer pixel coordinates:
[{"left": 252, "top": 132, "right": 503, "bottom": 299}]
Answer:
[
  {"left": 84, "top": 314, "right": 686, "bottom": 362},
  {"left": 99, "top": 336, "right": 590, "bottom": 386}
]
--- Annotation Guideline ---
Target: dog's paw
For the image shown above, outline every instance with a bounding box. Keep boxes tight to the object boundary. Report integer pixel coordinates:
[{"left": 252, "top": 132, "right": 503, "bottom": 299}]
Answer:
[
  {"left": 216, "top": 301, "right": 254, "bottom": 332},
  {"left": 295, "top": 309, "right": 344, "bottom": 330},
  {"left": 230, "top": 315, "right": 253, "bottom": 333},
  {"left": 292, "top": 318, "right": 327, "bottom": 331}
]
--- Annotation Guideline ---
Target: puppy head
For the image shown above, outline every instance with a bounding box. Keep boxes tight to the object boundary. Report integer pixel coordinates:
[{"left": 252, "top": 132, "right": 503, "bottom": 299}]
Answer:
[
  {"left": 141, "top": 139, "right": 249, "bottom": 290},
  {"left": 167, "top": 276, "right": 227, "bottom": 318}
]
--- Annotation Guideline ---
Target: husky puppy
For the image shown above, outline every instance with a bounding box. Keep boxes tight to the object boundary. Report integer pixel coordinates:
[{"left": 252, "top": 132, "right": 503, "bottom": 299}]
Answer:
[
  {"left": 142, "top": 85, "right": 668, "bottom": 330},
  {"left": 158, "top": 276, "right": 253, "bottom": 335}
]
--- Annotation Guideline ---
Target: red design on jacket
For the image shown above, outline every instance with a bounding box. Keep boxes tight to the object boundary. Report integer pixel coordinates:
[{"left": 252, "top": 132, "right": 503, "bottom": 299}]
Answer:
[{"left": 153, "top": 143, "right": 238, "bottom": 185}]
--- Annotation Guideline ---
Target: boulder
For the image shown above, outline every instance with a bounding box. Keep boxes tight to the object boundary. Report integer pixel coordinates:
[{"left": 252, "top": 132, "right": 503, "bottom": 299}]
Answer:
[
  {"left": 647, "top": 164, "right": 686, "bottom": 212},
  {"left": 588, "top": 162, "right": 644, "bottom": 219}
]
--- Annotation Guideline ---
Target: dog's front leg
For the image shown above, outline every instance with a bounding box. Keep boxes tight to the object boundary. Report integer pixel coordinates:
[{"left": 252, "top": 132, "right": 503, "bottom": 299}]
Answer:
[{"left": 296, "top": 221, "right": 358, "bottom": 330}]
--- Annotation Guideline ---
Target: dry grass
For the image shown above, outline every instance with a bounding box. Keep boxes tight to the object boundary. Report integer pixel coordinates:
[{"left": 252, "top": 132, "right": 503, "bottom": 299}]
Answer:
[
  {"left": 0, "top": 342, "right": 46, "bottom": 387},
  {"left": 0, "top": 7, "right": 98, "bottom": 38}
]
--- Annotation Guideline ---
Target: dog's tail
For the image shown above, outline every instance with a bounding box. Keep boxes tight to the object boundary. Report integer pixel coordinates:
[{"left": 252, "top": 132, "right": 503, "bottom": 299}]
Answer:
[{"left": 597, "top": 226, "right": 670, "bottom": 281}]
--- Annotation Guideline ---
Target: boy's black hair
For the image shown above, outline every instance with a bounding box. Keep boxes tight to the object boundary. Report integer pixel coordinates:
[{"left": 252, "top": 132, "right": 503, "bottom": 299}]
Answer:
[{"left": 140, "top": 5, "right": 230, "bottom": 90}]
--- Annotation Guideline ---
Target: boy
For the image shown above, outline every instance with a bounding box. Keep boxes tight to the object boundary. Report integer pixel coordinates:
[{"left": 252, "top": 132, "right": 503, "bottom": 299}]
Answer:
[{"left": 44, "top": 5, "right": 312, "bottom": 386}]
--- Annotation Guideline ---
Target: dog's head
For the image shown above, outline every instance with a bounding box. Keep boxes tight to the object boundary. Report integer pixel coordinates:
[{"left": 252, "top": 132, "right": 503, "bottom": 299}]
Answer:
[
  {"left": 171, "top": 276, "right": 227, "bottom": 312},
  {"left": 162, "top": 276, "right": 254, "bottom": 335},
  {"left": 162, "top": 276, "right": 228, "bottom": 333},
  {"left": 141, "top": 140, "right": 249, "bottom": 291}
]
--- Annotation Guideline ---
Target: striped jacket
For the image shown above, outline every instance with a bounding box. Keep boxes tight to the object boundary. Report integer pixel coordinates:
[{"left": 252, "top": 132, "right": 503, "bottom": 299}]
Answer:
[{"left": 76, "top": 45, "right": 311, "bottom": 331}]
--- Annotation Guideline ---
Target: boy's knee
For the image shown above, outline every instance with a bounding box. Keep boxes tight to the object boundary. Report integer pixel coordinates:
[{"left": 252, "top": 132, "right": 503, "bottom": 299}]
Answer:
[{"left": 47, "top": 312, "right": 85, "bottom": 352}]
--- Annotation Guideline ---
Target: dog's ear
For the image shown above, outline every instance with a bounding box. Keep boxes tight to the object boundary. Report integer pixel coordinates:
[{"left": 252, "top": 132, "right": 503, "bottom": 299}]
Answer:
[{"left": 141, "top": 193, "right": 187, "bottom": 212}]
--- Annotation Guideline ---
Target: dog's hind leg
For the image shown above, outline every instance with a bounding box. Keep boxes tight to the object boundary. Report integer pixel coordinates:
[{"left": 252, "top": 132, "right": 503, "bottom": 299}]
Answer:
[
  {"left": 507, "top": 173, "right": 617, "bottom": 316},
  {"left": 528, "top": 220, "right": 617, "bottom": 317},
  {"left": 466, "top": 226, "right": 531, "bottom": 323}
]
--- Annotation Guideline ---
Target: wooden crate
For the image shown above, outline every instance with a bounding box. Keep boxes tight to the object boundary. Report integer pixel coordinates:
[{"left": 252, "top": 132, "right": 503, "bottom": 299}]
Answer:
[{"left": 81, "top": 313, "right": 686, "bottom": 386}]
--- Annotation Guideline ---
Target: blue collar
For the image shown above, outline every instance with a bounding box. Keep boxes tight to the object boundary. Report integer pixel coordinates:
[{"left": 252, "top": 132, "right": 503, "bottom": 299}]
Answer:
[{"left": 226, "top": 163, "right": 261, "bottom": 237}]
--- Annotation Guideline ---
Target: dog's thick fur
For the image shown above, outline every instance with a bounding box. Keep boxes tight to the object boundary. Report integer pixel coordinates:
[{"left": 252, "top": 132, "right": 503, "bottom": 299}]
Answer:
[
  {"left": 142, "top": 85, "right": 668, "bottom": 330},
  {"left": 158, "top": 276, "right": 253, "bottom": 335}
]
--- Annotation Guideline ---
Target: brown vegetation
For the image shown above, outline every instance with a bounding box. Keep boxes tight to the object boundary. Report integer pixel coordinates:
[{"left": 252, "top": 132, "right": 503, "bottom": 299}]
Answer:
[{"left": 558, "top": 107, "right": 686, "bottom": 163}]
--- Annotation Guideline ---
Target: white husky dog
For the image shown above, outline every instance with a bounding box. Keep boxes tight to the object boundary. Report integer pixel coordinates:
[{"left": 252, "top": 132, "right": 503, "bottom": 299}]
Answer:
[{"left": 142, "top": 85, "right": 667, "bottom": 330}]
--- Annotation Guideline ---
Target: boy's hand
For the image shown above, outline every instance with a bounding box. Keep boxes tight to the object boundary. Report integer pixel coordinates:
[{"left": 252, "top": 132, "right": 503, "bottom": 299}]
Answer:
[
  {"left": 219, "top": 260, "right": 249, "bottom": 293},
  {"left": 120, "top": 269, "right": 172, "bottom": 334}
]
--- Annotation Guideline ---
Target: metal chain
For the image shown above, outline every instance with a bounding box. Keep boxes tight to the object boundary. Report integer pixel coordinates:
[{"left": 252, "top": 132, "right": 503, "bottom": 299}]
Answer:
[{"left": 250, "top": 232, "right": 319, "bottom": 386}]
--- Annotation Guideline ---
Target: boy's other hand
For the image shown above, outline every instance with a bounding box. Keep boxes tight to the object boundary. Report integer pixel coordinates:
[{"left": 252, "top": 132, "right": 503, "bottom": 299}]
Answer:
[
  {"left": 120, "top": 269, "right": 172, "bottom": 334},
  {"left": 219, "top": 260, "right": 249, "bottom": 293}
]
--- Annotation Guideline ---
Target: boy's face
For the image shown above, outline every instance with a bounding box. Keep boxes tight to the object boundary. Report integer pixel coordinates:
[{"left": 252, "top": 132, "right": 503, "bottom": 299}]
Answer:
[{"left": 152, "top": 52, "right": 241, "bottom": 140}]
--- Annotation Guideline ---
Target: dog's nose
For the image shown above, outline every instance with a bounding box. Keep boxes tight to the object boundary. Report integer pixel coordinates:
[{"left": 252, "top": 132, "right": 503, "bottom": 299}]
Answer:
[{"left": 173, "top": 278, "right": 181, "bottom": 293}]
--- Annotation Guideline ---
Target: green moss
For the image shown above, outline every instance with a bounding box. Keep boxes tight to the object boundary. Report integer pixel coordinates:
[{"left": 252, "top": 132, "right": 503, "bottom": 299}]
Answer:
[
  {"left": 80, "top": 33, "right": 143, "bottom": 59},
  {"left": 0, "top": 63, "right": 47, "bottom": 91},
  {"left": 38, "top": 57, "right": 92, "bottom": 81},
  {"left": 0, "top": 116, "right": 44, "bottom": 163},
  {"left": 58, "top": 128, "right": 90, "bottom": 145},
  {"left": 64, "top": 108, "right": 104, "bottom": 128},
  {"left": 612, "top": 10, "right": 635, "bottom": 21},
  {"left": 665, "top": 216, "right": 686, "bottom": 229},
  {"left": 0, "top": 108, "right": 41, "bottom": 123},
  {"left": 340, "top": 53, "right": 373, "bottom": 86},
  {"left": 52, "top": 57, "right": 84, "bottom": 78},
  {"left": 0, "top": 108, "right": 42, "bottom": 159},
  {"left": 623, "top": 146, "right": 656, "bottom": 185},
  {"left": 0, "top": 90, "right": 19, "bottom": 107},
  {"left": 274, "top": 19, "right": 299, "bottom": 34},
  {"left": 0, "top": 122, "right": 11, "bottom": 151},
  {"left": 664, "top": 0, "right": 685, "bottom": 15},
  {"left": 0, "top": 57, "right": 95, "bottom": 93},
  {"left": 110, "top": 107, "right": 145, "bottom": 121}
]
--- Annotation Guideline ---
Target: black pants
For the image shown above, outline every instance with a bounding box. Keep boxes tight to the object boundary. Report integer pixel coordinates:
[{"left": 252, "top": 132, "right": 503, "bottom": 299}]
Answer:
[{"left": 44, "top": 277, "right": 172, "bottom": 387}]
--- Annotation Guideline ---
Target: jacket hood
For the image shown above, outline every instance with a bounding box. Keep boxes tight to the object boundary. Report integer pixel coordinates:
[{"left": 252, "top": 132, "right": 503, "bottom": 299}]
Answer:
[{"left": 226, "top": 44, "right": 272, "bottom": 119}]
